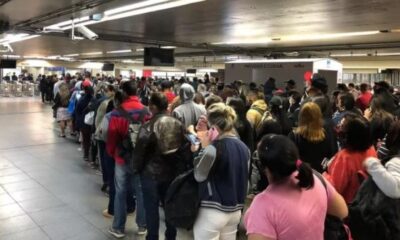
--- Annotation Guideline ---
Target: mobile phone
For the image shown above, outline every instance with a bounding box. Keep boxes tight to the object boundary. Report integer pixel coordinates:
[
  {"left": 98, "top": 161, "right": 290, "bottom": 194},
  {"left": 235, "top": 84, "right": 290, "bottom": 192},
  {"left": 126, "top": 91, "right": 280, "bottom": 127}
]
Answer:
[{"left": 185, "top": 133, "right": 200, "bottom": 145}]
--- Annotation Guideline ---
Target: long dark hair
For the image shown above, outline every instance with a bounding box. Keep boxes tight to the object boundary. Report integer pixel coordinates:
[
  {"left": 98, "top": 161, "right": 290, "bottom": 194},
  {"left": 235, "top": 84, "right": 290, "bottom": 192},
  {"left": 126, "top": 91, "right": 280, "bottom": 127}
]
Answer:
[
  {"left": 258, "top": 134, "right": 314, "bottom": 189},
  {"left": 386, "top": 120, "right": 400, "bottom": 158}
]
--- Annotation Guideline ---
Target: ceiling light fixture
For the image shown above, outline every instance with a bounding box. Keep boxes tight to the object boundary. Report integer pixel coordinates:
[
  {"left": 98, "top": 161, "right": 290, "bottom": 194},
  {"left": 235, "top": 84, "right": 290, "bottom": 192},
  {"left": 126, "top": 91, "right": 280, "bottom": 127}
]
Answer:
[
  {"left": 1, "top": 54, "right": 20, "bottom": 58},
  {"left": 81, "top": 51, "right": 103, "bottom": 56},
  {"left": 161, "top": 46, "right": 176, "bottom": 49},
  {"left": 105, "top": 0, "right": 168, "bottom": 15},
  {"left": 58, "top": 0, "right": 206, "bottom": 30},
  {"left": 106, "top": 49, "right": 132, "bottom": 54},
  {"left": 136, "top": 48, "right": 145, "bottom": 52},
  {"left": 64, "top": 53, "right": 79, "bottom": 57},
  {"left": 330, "top": 53, "right": 368, "bottom": 57},
  {"left": 45, "top": 16, "right": 90, "bottom": 30},
  {"left": 376, "top": 52, "right": 400, "bottom": 56},
  {"left": 213, "top": 30, "right": 380, "bottom": 45}
]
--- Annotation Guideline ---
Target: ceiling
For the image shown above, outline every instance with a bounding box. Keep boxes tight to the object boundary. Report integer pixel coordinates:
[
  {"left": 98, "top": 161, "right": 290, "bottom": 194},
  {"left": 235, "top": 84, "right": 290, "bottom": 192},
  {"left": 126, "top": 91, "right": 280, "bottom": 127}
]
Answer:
[{"left": 3, "top": 0, "right": 400, "bottom": 61}]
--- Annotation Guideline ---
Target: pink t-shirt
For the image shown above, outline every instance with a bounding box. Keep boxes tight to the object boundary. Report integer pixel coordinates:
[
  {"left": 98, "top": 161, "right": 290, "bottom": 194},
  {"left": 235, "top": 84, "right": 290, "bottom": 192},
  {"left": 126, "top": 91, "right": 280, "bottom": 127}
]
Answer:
[{"left": 244, "top": 173, "right": 335, "bottom": 240}]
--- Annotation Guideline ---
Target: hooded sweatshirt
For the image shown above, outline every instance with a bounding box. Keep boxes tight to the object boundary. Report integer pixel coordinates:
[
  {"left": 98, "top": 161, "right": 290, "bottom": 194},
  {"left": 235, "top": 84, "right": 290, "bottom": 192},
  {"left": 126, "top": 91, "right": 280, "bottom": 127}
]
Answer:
[
  {"left": 173, "top": 83, "right": 206, "bottom": 128},
  {"left": 246, "top": 99, "right": 268, "bottom": 129}
]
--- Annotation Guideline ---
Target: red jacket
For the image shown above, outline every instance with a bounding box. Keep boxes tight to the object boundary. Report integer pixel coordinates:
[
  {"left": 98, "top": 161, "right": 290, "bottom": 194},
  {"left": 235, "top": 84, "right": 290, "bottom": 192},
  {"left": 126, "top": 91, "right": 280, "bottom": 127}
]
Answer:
[
  {"left": 106, "top": 96, "right": 150, "bottom": 165},
  {"left": 324, "top": 146, "right": 377, "bottom": 203},
  {"left": 356, "top": 92, "right": 372, "bottom": 112}
]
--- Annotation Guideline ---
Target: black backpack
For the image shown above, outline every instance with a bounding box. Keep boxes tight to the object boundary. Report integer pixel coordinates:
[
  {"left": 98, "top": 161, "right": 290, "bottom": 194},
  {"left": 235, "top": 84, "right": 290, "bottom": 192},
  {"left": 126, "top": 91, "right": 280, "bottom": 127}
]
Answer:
[
  {"left": 164, "top": 141, "right": 223, "bottom": 230},
  {"left": 117, "top": 107, "right": 148, "bottom": 173},
  {"left": 348, "top": 177, "right": 400, "bottom": 240},
  {"left": 164, "top": 169, "right": 199, "bottom": 230}
]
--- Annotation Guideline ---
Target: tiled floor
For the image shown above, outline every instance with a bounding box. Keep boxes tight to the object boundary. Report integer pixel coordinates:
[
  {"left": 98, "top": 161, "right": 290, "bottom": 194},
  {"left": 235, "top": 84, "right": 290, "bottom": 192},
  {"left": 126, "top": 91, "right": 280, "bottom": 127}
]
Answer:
[{"left": 0, "top": 97, "right": 246, "bottom": 240}]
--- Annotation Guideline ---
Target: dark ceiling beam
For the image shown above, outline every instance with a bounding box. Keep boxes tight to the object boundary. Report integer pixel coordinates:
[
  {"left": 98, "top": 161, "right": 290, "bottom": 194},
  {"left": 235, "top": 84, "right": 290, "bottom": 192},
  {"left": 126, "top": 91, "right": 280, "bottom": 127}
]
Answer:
[
  {"left": 0, "top": 0, "right": 12, "bottom": 7},
  {"left": 13, "top": 0, "right": 117, "bottom": 28}
]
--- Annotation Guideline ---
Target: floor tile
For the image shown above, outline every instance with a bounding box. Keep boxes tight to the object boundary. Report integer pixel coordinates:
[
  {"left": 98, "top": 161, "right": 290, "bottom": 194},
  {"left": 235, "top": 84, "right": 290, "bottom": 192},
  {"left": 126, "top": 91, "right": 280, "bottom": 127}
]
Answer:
[
  {"left": 8, "top": 187, "right": 53, "bottom": 202},
  {"left": 2, "top": 179, "right": 43, "bottom": 192},
  {"left": 18, "top": 196, "right": 65, "bottom": 213},
  {"left": 0, "top": 215, "right": 37, "bottom": 236},
  {"left": 42, "top": 216, "right": 96, "bottom": 240},
  {"left": 0, "top": 227, "right": 50, "bottom": 240},
  {"left": 0, "top": 173, "right": 31, "bottom": 184},
  {"left": 0, "top": 203, "right": 25, "bottom": 220},
  {"left": 65, "top": 229, "right": 111, "bottom": 240},
  {"left": 0, "top": 167, "right": 23, "bottom": 177},
  {"left": 0, "top": 193, "right": 15, "bottom": 206},
  {"left": 29, "top": 206, "right": 81, "bottom": 226}
]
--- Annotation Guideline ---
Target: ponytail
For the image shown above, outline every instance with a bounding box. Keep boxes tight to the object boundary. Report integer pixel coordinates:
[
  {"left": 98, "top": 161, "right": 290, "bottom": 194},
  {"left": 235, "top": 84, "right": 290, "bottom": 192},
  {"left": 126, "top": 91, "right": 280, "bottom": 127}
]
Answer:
[{"left": 296, "top": 161, "right": 314, "bottom": 189}]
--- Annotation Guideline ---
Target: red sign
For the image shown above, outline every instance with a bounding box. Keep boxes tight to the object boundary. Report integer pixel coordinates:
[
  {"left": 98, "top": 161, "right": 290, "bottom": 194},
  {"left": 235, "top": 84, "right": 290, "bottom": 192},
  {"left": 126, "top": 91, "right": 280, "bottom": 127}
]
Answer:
[
  {"left": 143, "top": 70, "right": 152, "bottom": 78},
  {"left": 304, "top": 71, "right": 313, "bottom": 82}
]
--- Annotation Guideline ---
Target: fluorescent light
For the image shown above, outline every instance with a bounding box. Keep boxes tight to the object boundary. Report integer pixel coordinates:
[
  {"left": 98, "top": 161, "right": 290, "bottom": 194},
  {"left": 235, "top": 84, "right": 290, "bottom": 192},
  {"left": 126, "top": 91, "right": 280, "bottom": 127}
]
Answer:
[
  {"left": 136, "top": 48, "right": 144, "bottom": 52},
  {"left": 105, "top": 0, "right": 206, "bottom": 22},
  {"left": 81, "top": 51, "right": 103, "bottom": 56},
  {"left": 0, "top": 34, "right": 40, "bottom": 44},
  {"left": 377, "top": 52, "right": 400, "bottom": 56},
  {"left": 282, "top": 31, "right": 380, "bottom": 41},
  {"left": 64, "top": 53, "right": 79, "bottom": 57},
  {"left": 161, "top": 46, "right": 176, "bottom": 49},
  {"left": 60, "top": 0, "right": 205, "bottom": 30},
  {"left": 106, "top": 49, "right": 132, "bottom": 54},
  {"left": 330, "top": 53, "right": 368, "bottom": 57},
  {"left": 122, "top": 60, "right": 142, "bottom": 63},
  {"left": 23, "top": 55, "right": 45, "bottom": 59},
  {"left": 46, "top": 16, "right": 90, "bottom": 30},
  {"left": 1, "top": 55, "right": 20, "bottom": 58},
  {"left": 105, "top": 0, "right": 168, "bottom": 15},
  {"left": 61, "top": 20, "right": 98, "bottom": 30},
  {"left": 213, "top": 30, "right": 380, "bottom": 45}
]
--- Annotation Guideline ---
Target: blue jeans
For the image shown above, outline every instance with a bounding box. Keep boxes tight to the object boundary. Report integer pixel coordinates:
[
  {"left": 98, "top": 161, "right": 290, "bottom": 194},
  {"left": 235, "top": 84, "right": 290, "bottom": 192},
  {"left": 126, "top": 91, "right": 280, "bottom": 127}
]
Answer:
[
  {"left": 112, "top": 164, "right": 146, "bottom": 231},
  {"left": 98, "top": 141, "right": 108, "bottom": 185},
  {"left": 141, "top": 175, "right": 176, "bottom": 240}
]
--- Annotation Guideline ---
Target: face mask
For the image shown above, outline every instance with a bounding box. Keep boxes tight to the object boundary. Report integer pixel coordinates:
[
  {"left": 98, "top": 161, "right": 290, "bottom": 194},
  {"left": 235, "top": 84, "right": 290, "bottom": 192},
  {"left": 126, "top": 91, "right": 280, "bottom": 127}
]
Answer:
[{"left": 208, "top": 127, "right": 219, "bottom": 142}]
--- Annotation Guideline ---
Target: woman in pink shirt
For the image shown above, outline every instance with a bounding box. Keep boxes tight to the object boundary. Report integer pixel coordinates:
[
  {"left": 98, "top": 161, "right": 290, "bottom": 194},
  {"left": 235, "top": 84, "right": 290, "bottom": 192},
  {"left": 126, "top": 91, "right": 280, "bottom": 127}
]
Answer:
[{"left": 244, "top": 135, "right": 348, "bottom": 240}]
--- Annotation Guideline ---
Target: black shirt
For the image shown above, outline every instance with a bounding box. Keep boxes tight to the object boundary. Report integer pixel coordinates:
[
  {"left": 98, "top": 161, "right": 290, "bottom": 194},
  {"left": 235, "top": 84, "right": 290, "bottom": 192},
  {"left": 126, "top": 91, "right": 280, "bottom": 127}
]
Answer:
[{"left": 289, "top": 130, "right": 336, "bottom": 172}]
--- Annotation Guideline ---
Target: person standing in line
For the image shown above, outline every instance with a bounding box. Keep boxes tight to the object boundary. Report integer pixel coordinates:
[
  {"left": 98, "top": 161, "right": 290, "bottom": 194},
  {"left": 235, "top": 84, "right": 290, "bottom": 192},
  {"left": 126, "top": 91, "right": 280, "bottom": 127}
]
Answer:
[
  {"left": 107, "top": 81, "right": 149, "bottom": 238},
  {"left": 245, "top": 135, "right": 348, "bottom": 240},
  {"left": 75, "top": 83, "right": 94, "bottom": 161},
  {"left": 172, "top": 83, "right": 206, "bottom": 129},
  {"left": 53, "top": 83, "right": 72, "bottom": 137},
  {"left": 193, "top": 103, "right": 250, "bottom": 240}
]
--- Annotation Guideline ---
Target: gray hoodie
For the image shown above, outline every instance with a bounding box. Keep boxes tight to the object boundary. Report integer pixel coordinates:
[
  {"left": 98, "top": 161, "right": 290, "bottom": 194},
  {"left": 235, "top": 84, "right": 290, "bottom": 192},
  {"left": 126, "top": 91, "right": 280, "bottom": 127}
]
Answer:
[{"left": 173, "top": 83, "right": 206, "bottom": 128}]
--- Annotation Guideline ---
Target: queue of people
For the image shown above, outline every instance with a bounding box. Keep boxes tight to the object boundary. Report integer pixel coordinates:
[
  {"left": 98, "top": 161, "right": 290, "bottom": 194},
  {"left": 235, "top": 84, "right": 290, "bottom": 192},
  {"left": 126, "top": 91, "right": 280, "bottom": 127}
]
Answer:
[{"left": 50, "top": 72, "right": 400, "bottom": 240}]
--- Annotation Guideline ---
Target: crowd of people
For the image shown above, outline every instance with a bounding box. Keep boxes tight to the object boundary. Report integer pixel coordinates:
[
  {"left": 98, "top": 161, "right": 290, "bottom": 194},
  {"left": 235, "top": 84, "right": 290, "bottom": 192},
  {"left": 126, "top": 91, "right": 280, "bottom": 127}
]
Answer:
[{"left": 49, "top": 71, "right": 400, "bottom": 240}]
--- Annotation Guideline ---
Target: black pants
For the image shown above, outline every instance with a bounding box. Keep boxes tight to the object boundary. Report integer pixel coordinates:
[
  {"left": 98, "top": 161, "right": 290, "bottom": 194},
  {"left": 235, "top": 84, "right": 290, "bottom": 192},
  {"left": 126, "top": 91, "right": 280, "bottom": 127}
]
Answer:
[
  {"left": 81, "top": 127, "right": 91, "bottom": 159},
  {"left": 41, "top": 91, "right": 46, "bottom": 102}
]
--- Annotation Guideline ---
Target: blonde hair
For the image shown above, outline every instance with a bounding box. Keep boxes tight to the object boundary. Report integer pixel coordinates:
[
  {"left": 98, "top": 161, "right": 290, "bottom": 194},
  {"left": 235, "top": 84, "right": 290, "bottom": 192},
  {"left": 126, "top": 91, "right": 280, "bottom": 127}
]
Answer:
[
  {"left": 207, "top": 103, "right": 237, "bottom": 132},
  {"left": 295, "top": 102, "right": 325, "bottom": 142}
]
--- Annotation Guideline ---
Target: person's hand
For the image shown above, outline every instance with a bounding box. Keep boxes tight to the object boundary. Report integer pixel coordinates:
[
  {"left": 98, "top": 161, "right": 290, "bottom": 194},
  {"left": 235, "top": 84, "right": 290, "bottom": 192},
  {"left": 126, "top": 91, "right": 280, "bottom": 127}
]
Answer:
[
  {"left": 196, "top": 115, "right": 208, "bottom": 132},
  {"left": 364, "top": 108, "right": 372, "bottom": 120},
  {"left": 187, "top": 125, "right": 196, "bottom": 135},
  {"left": 197, "top": 130, "right": 210, "bottom": 147}
]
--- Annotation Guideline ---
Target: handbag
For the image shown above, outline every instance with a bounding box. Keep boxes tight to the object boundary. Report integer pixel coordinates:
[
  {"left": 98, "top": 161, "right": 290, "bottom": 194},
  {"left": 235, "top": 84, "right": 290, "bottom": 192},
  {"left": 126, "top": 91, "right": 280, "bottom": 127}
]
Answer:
[
  {"left": 84, "top": 111, "right": 95, "bottom": 125},
  {"left": 314, "top": 171, "right": 352, "bottom": 240}
]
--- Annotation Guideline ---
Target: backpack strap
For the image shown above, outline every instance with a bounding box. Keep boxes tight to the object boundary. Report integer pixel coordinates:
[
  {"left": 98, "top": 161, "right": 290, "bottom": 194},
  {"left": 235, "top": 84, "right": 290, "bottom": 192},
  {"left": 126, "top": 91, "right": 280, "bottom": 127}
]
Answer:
[{"left": 117, "top": 107, "right": 148, "bottom": 123}]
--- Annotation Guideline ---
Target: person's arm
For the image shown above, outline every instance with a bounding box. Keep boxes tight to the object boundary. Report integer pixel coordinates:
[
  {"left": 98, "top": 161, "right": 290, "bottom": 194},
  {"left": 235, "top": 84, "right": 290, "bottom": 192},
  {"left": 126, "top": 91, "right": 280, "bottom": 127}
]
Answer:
[
  {"left": 248, "top": 234, "right": 275, "bottom": 240},
  {"left": 193, "top": 145, "right": 217, "bottom": 182},
  {"left": 327, "top": 186, "right": 348, "bottom": 219},
  {"left": 364, "top": 157, "right": 400, "bottom": 198}
]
